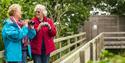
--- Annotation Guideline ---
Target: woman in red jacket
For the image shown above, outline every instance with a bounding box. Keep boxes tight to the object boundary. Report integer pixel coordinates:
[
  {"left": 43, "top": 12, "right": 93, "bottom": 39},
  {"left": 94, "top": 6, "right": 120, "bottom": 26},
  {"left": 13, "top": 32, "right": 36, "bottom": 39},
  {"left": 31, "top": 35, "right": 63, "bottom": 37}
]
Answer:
[{"left": 30, "top": 4, "right": 56, "bottom": 63}]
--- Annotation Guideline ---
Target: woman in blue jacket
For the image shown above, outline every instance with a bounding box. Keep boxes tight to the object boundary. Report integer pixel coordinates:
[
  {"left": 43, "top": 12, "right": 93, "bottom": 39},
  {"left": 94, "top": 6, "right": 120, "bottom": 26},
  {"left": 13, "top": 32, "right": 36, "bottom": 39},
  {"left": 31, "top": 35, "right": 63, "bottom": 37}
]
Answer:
[{"left": 2, "top": 4, "right": 36, "bottom": 63}]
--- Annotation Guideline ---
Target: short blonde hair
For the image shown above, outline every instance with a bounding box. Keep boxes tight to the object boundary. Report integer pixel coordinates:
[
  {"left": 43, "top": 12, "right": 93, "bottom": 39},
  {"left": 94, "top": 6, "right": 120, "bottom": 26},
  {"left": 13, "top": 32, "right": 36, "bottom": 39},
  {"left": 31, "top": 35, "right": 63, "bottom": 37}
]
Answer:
[
  {"left": 8, "top": 4, "right": 21, "bottom": 16},
  {"left": 34, "top": 4, "right": 47, "bottom": 16}
]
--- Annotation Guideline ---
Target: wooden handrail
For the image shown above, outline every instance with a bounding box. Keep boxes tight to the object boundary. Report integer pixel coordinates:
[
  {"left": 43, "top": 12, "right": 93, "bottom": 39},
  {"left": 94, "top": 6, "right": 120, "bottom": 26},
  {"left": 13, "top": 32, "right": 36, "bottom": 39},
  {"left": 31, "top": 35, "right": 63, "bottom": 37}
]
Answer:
[
  {"left": 0, "top": 51, "right": 4, "bottom": 58},
  {"left": 2, "top": 32, "right": 125, "bottom": 63},
  {"left": 54, "top": 33, "right": 86, "bottom": 43},
  {"left": 60, "top": 33, "right": 104, "bottom": 63},
  {"left": 0, "top": 32, "right": 86, "bottom": 63},
  {"left": 51, "top": 32, "right": 86, "bottom": 63},
  {"left": 104, "top": 32, "right": 125, "bottom": 34},
  {"left": 60, "top": 32, "right": 125, "bottom": 63}
]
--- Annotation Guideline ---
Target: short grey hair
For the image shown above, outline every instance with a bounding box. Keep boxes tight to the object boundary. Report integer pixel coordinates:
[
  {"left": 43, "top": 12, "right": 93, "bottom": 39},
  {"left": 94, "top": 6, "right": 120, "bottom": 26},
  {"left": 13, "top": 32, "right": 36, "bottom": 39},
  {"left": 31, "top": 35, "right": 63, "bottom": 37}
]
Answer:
[
  {"left": 34, "top": 4, "right": 47, "bottom": 16},
  {"left": 8, "top": 4, "right": 21, "bottom": 16}
]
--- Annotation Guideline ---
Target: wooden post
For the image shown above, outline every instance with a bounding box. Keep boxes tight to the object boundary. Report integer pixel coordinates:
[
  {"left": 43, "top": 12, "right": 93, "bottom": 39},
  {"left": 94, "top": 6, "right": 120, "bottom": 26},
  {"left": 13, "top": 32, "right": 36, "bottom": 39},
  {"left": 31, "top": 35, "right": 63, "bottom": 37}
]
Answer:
[
  {"left": 80, "top": 50, "right": 85, "bottom": 63},
  {"left": 97, "top": 38, "right": 99, "bottom": 60},
  {"left": 80, "top": 35, "right": 83, "bottom": 45},
  {"left": 95, "top": 39, "right": 98, "bottom": 60},
  {"left": 75, "top": 37, "right": 77, "bottom": 48},
  {"left": 90, "top": 43, "right": 93, "bottom": 61},
  {"left": 59, "top": 42, "right": 62, "bottom": 58},
  {"left": 102, "top": 33, "right": 104, "bottom": 50},
  {"left": 67, "top": 39, "right": 71, "bottom": 53}
]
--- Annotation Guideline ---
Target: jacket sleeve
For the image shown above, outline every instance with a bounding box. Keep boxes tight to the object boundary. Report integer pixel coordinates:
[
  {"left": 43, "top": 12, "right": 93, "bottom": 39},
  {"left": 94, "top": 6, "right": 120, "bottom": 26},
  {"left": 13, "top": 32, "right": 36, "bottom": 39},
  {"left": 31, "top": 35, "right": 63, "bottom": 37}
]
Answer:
[
  {"left": 28, "top": 28, "right": 36, "bottom": 40},
  {"left": 48, "top": 19, "right": 57, "bottom": 37},
  {"left": 31, "top": 19, "right": 39, "bottom": 33},
  {"left": 4, "top": 24, "right": 28, "bottom": 42}
]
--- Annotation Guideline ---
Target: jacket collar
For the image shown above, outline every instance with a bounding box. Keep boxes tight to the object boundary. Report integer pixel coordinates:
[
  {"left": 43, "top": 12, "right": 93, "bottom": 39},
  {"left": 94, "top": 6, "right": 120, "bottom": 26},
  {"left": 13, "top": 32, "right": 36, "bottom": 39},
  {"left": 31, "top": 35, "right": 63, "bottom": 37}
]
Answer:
[{"left": 34, "top": 16, "right": 47, "bottom": 23}]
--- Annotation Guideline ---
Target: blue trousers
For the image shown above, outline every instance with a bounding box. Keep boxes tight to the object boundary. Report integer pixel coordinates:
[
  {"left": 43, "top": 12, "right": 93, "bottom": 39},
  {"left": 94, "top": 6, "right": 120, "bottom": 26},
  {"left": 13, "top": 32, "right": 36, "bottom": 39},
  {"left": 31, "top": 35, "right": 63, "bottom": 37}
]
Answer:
[
  {"left": 32, "top": 38, "right": 50, "bottom": 63},
  {"left": 32, "top": 53, "right": 50, "bottom": 63},
  {"left": 22, "top": 50, "right": 27, "bottom": 63}
]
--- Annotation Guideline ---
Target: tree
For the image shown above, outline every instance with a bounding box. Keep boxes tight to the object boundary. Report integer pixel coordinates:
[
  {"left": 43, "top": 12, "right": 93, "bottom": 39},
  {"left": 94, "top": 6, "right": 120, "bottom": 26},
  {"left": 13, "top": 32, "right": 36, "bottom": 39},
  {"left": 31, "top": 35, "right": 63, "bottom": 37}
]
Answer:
[
  {"left": 94, "top": 0, "right": 125, "bottom": 15},
  {"left": 0, "top": 0, "right": 95, "bottom": 37}
]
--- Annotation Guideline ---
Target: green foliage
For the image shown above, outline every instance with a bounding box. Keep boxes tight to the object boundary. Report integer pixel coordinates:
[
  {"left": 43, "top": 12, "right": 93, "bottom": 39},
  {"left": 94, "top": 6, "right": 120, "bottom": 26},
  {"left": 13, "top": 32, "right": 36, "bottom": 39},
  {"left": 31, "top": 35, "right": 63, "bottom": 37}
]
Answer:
[
  {"left": 100, "top": 50, "right": 114, "bottom": 59},
  {"left": 0, "top": 0, "right": 96, "bottom": 50},
  {"left": 0, "top": 28, "right": 4, "bottom": 51},
  {"left": 0, "top": 0, "right": 95, "bottom": 38},
  {"left": 0, "top": 58, "right": 4, "bottom": 63},
  {"left": 89, "top": 50, "right": 125, "bottom": 63},
  {"left": 94, "top": 0, "right": 125, "bottom": 15},
  {"left": 0, "top": 0, "right": 110, "bottom": 50}
]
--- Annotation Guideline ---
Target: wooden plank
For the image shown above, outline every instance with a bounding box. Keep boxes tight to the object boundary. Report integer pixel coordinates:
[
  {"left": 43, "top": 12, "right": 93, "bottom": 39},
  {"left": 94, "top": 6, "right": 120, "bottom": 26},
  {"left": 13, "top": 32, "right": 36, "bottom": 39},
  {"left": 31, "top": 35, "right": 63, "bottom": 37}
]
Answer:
[
  {"left": 28, "top": 61, "right": 33, "bottom": 63},
  {"left": 104, "top": 32, "right": 125, "bottom": 35},
  {"left": 80, "top": 50, "right": 85, "bottom": 63},
  {"left": 0, "top": 51, "right": 4, "bottom": 58},
  {"left": 90, "top": 43, "right": 93, "bottom": 61},
  {"left": 60, "top": 50, "right": 80, "bottom": 63},
  {"left": 104, "top": 37, "right": 125, "bottom": 40},
  {"left": 60, "top": 39, "right": 91, "bottom": 63},
  {"left": 54, "top": 33, "right": 86, "bottom": 43},
  {"left": 51, "top": 38, "right": 86, "bottom": 56},
  {"left": 0, "top": 32, "right": 87, "bottom": 63},
  {"left": 60, "top": 33, "right": 104, "bottom": 63},
  {"left": 105, "top": 46, "right": 125, "bottom": 49},
  {"left": 73, "top": 58, "right": 80, "bottom": 63},
  {"left": 105, "top": 41, "right": 125, "bottom": 45},
  {"left": 52, "top": 44, "right": 84, "bottom": 63}
]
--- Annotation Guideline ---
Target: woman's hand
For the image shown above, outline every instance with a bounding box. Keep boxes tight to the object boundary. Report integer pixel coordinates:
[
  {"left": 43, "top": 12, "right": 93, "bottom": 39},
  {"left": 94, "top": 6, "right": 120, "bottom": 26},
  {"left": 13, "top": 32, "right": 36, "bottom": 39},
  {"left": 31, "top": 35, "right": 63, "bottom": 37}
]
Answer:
[
  {"left": 37, "top": 22, "right": 45, "bottom": 31},
  {"left": 29, "top": 25, "right": 34, "bottom": 29},
  {"left": 24, "top": 42, "right": 29, "bottom": 47},
  {"left": 37, "top": 22, "right": 51, "bottom": 31},
  {"left": 23, "top": 19, "right": 29, "bottom": 27},
  {"left": 44, "top": 22, "right": 51, "bottom": 30}
]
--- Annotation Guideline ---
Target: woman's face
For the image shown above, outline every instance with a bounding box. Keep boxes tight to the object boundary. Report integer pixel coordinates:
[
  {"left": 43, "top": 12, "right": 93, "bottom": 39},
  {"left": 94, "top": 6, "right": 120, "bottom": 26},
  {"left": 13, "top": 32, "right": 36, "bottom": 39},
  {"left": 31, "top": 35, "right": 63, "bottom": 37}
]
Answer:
[
  {"left": 35, "top": 8, "right": 44, "bottom": 19},
  {"left": 15, "top": 9, "right": 22, "bottom": 19}
]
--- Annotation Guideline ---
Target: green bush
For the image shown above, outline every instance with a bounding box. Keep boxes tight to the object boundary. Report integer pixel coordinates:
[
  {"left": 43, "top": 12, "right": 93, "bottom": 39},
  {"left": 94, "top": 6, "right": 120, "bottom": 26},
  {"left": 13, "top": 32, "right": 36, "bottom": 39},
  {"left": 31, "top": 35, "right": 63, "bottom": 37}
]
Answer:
[
  {"left": 88, "top": 50, "right": 125, "bottom": 63},
  {"left": 0, "top": 58, "right": 4, "bottom": 63},
  {"left": 0, "top": 0, "right": 91, "bottom": 51},
  {"left": 0, "top": 27, "right": 4, "bottom": 51}
]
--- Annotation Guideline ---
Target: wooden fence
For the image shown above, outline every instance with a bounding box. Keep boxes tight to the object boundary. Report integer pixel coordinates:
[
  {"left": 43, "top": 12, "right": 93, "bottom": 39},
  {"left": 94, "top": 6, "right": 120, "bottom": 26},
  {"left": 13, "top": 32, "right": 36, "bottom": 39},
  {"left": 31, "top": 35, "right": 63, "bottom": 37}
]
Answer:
[
  {"left": 1, "top": 32, "right": 124, "bottom": 63},
  {"left": 0, "top": 32, "right": 87, "bottom": 63},
  {"left": 60, "top": 33, "right": 104, "bottom": 63},
  {"left": 104, "top": 32, "right": 125, "bottom": 49},
  {"left": 84, "top": 16, "right": 125, "bottom": 40}
]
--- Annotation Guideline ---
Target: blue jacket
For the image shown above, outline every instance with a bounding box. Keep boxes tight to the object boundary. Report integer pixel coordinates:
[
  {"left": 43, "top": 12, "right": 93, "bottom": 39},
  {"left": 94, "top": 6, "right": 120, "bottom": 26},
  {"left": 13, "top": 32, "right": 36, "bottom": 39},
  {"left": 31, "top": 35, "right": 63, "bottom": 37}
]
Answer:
[{"left": 2, "top": 18, "right": 36, "bottom": 61}]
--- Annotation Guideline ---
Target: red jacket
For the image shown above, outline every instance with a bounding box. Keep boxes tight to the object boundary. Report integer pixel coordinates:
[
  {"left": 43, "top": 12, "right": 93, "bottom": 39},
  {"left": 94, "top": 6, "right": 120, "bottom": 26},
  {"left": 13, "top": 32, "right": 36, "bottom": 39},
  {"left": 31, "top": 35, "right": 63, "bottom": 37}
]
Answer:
[{"left": 30, "top": 16, "right": 56, "bottom": 55}]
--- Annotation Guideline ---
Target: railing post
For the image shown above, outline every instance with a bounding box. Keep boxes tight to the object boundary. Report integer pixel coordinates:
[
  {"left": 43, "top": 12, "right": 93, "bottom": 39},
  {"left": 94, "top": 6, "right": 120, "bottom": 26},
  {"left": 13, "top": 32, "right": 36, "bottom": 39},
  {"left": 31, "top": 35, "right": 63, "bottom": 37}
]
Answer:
[
  {"left": 59, "top": 42, "right": 62, "bottom": 58},
  {"left": 68, "top": 39, "right": 71, "bottom": 53},
  {"left": 75, "top": 37, "right": 77, "bottom": 48},
  {"left": 95, "top": 39, "right": 100, "bottom": 60},
  {"left": 90, "top": 43, "right": 93, "bottom": 61},
  {"left": 80, "top": 50, "right": 85, "bottom": 63},
  {"left": 79, "top": 35, "right": 83, "bottom": 45},
  {"left": 102, "top": 33, "right": 104, "bottom": 50},
  {"left": 95, "top": 39, "right": 98, "bottom": 60}
]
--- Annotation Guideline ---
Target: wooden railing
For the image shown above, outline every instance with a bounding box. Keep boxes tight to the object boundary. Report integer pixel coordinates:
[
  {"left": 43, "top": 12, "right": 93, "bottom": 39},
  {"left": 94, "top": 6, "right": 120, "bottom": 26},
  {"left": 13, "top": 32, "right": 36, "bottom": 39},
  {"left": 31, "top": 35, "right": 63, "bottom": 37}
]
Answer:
[
  {"left": 50, "top": 32, "right": 86, "bottom": 63},
  {"left": 0, "top": 32, "right": 86, "bottom": 63},
  {"left": 60, "top": 33, "right": 104, "bottom": 63},
  {"left": 1, "top": 32, "right": 125, "bottom": 63}
]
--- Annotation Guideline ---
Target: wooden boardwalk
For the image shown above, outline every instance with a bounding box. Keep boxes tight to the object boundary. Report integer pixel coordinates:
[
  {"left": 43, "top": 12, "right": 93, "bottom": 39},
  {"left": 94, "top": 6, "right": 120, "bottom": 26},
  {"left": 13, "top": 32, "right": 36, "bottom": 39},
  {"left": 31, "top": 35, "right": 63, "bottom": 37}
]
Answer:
[
  {"left": 104, "top": 32, "right": 125, "bottom": 49},
  {"left": 0, "top": 32, "right": 125, "bottom": 63}
]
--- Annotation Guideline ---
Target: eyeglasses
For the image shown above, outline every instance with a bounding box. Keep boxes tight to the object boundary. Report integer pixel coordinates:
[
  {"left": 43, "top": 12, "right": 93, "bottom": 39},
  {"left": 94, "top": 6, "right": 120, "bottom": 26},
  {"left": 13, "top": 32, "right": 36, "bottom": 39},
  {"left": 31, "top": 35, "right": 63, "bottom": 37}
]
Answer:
[{"left": 36, "top": 11, "right": 40, "bottom": 13}]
